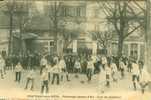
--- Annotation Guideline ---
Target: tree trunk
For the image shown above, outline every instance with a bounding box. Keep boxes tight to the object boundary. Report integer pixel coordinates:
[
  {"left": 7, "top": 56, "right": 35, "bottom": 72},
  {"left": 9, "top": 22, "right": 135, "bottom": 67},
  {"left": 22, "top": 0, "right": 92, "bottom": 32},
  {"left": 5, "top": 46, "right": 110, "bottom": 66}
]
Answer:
[
  {"left": 118, "top": 35, "right": 124, "bottom": 59},
  {"left": 53, "top": 2, "right": 59, "bottom": 56},
  {"left": 8, "top": 12, "right": 13, "bottom": 56},
  {"left": 53, "top": 19, "right": 58, "bottom": 55},
  {"left": 19, "top": 15, "right": 24, "bottom": 57}
]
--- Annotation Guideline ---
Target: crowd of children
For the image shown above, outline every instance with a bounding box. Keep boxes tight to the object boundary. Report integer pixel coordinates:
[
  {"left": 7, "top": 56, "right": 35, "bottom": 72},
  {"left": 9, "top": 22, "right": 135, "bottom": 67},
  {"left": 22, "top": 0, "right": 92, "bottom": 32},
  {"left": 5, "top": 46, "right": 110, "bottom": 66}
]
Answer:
[{"left": 0, "top": 53, "right": 151, "bottom": 94}]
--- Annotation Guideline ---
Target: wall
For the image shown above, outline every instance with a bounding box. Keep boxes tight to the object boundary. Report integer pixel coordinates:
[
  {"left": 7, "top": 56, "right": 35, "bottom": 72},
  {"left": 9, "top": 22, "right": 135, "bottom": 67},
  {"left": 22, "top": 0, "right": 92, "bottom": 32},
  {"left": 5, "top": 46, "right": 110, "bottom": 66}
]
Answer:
[{"left": 0, "top": 29, "right": 9, "bottom": 54}]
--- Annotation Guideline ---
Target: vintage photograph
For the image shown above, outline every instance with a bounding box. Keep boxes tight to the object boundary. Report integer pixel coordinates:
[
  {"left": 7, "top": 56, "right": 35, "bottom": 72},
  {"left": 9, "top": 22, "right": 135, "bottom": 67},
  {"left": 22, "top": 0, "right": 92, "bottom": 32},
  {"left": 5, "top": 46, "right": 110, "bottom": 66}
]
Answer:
[{"left": 0, "top": 0, "right": 151, "bottom": 100}]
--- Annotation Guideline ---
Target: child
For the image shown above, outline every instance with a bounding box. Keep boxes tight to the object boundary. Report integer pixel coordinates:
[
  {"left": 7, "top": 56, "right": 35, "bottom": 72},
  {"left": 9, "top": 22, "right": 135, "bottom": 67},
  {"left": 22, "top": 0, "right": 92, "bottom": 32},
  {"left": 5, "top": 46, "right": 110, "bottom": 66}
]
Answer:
[
  {"left": 59, "top": 58, "right": 70, "bottom": 82},
  {"left": 15, "top": 62, "right": 23, "bottom": 83},
  {"left": 110, "top": 59, "right": 118, "bottom": 82},
  {"left": 41, "top": 66, "right": 49, "bottom": 93},
  {"left": 46, "top": 63, "right": 52, "bottom": 81},
  {"left": 86, "top": 58, "right": 94, "bottom": 82},
  {"left": 51, "top": 62, "right": 61, "bottom": 85},
  {"left": 40, "top": 56, "right": 47, "bottom": 75},
  {"left": 119, "top": 59, "right": 126, "bottom": 79},
  {"left": 131, "top": 60, "right": 140, "bottom": 90},
  {"left": 74, "top": 59, "right": 81, "bottom": 78},
  {"left": 101, "top": 55, "right": 107, "bottom": 70},
  {"left": 25, "top": 68, "right": 35, "bottom": 90}
]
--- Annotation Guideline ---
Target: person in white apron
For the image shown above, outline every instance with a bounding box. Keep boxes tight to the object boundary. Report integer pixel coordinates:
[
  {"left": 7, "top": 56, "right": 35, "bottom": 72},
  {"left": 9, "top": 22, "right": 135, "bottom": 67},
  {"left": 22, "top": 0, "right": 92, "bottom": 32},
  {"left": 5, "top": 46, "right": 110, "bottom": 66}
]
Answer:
[
  {"left": 110, "top": 58, "right": 118, "bottom": 82},
  {"left": 59, "top": 58, "right": 70, "bottom": 82},
  {"left": 25, "top": 68, "right": 35, "bottom": 90},
  {"left": 41, "top": 66, "right": 49, "bottom": 93},
  {"left": 101, "top": 56, "right": 107, "bottom": 70},
  {"left": 51, "top": 63, "right": 61, "bottom": 85},
  {"left": 119, "top": 58, "right": 126, "bottom": 79},
  {"left": 74, "top": 59, "right": 81, "bottom": 78},
  {"left": 131, "top": 60, "right": 140, "bottom": 90},
  {"left": 86, "top": 58, "right": 94, "bottom": 82},
  {"left": 139, "top": 62, "right": 151, "bottom": 94},
  {"left": 46, "top": 63, "right": 52, "bottom": 81},
  {"left": 15, "top": 62, "right": 23, "bottom": 83}
]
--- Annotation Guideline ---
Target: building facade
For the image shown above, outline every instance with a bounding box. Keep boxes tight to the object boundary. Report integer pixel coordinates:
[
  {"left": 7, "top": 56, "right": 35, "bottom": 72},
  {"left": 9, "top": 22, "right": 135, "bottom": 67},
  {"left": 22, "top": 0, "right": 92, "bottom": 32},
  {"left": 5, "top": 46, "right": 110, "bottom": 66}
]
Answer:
[{"left": 0, "top": 1, "right": 145, "bottom": 61}]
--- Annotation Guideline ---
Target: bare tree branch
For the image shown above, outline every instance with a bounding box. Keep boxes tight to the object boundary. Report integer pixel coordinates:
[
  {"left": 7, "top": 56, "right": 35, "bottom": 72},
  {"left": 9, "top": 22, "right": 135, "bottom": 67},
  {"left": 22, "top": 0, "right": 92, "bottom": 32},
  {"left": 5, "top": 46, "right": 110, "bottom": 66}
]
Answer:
[
  {"left": 133, "top": 0, "right": 145, "bottom": 12},
  {"left": 124, "top": 24, "right": 141, "bottom": 39},
  {"left": 91, "top": 30, "right": 113, "bottom": 49},
  {"left": 96, "top": 1, "right": 112, "bottom": 16},
  {"left": 100, "top": 0, "right": 145, "bottom": 57}
]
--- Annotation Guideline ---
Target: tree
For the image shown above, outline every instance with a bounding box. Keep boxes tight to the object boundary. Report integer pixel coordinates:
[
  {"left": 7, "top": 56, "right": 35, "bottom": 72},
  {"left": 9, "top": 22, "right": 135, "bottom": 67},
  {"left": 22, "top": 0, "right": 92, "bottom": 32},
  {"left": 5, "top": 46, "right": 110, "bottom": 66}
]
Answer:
[
  {"left": 3, "top": 0, "right": 15, "bottom": 56},
  {"left": 61, "top": 17, "right": 82, "bottom": 55},
  {"left": 14, "top": 1, "right": 31, "bottom": 56},
  {"left": 90, "top": 30, "right": 113, "bottom": 55},
  {"left": 97, "top": 1, "right": 145, "bottom": 58},
  {"left": 4, "top": 0, "right": 32, "bottom": 56},
  {"left": 46, "top": 1, "right": 63, "bottom": 56},
  {"left": 46, "top": 1, "right": 81, "bottom": 57},
  {"left": 62, "top": 29, "right": 80, "bottom": 52}
]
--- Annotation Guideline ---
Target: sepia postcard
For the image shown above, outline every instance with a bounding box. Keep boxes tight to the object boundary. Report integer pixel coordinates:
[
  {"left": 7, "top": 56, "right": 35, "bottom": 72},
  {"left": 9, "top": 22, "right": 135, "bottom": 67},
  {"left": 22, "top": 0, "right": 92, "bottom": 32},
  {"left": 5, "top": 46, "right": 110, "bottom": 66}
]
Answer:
[{"left": 0, "top": 0, "right": 151, "bottom": 100}]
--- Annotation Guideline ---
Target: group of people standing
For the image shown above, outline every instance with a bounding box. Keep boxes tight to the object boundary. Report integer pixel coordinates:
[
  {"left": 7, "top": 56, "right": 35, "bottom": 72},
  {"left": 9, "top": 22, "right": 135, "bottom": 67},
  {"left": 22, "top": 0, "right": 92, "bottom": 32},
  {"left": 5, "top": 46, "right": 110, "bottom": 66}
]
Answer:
[
  {"left": 0, "top": 53, "right": 151, "bottom": 94},
  {"left": 39, "top": 56, "right": 71, "bottom": 93},
  {"left": 97, "top": 55, "right": 151, "bottom": 94}
]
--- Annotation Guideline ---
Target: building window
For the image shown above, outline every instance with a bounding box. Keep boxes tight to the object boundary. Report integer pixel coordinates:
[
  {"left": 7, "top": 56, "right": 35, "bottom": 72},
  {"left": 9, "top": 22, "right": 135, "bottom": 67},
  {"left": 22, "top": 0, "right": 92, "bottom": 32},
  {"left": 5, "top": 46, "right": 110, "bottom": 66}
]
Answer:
[
  {"left": 77, "top": 7, "right": 81, "bottom": 17},
  {"left": 69, "top": 7, "right": 76, "bottom": 17},
  {"left": 130, "top": 43, "right": 138, "bottom": 60},
  {"left": 63, "top": 6, "right": 69, "bottom": 17},
  {"left": 49, "top": 41, "right": 54, "bottom": 47},
  {"left": 77, "top": 6, "right": 85, "bottom": 17},
  {"left": 46, "top": 40, "right": 55, "bottom": 54},
  {"left": 61, "top": 6, "right": 85, "bottom": 17}
]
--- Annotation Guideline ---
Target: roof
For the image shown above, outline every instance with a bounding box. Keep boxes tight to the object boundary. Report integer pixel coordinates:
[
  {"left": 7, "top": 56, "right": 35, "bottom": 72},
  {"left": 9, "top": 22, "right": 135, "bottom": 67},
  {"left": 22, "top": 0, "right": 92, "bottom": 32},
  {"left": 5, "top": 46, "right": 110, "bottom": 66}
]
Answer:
[{"left": 13, "top": 32, "right": 38, "bottom": 39}]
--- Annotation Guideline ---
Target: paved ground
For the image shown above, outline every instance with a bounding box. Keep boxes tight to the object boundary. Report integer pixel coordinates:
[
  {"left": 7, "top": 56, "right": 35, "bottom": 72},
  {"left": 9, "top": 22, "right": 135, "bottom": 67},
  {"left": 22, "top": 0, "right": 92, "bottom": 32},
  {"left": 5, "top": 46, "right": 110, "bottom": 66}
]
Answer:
[{"left": 0, "top": 70, "right": 150, "bottom": 100}]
